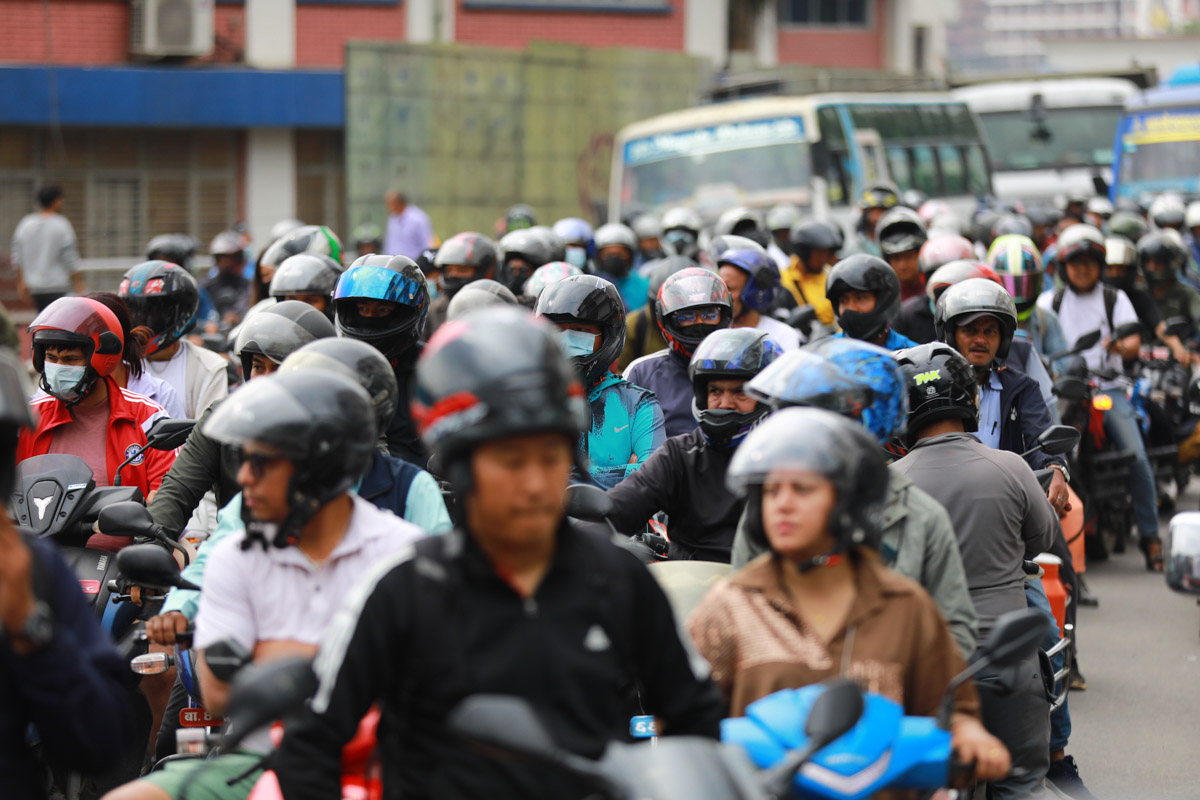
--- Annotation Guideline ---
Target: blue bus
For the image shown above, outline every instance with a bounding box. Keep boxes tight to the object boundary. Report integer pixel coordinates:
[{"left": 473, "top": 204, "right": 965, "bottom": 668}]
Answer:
[{"left": 1112, "top": 64, "right": 1200, "bottom": 202}]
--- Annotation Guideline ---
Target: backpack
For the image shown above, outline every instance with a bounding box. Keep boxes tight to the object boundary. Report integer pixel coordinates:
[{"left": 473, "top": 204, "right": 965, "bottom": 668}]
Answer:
[{"left": 1051, "top": 285, "right": 1117, "bottom": 334}]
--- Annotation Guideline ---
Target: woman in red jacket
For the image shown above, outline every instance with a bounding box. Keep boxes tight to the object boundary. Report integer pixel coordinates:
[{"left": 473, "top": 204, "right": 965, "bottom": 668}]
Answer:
[{"left": 17, "top": 297, "right": 175, "bottom": 500}]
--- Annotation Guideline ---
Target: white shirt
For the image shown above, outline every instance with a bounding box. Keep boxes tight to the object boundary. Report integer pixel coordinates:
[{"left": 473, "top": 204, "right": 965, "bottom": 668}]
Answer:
[
  {"left": 750, "top": 314, "right": 802, "bottom": 351},
  {"left": 127, "top": 372, "right": 186, "bottom": 419},
  {"left": 1037, "top": 285, "right": 1137, "bottom": 390},
  {"left": 194, "top": 495, "right": 424, "bottom": 750},
  {"left": 142, "top": 347, "right": 188, "bottom": 413}
]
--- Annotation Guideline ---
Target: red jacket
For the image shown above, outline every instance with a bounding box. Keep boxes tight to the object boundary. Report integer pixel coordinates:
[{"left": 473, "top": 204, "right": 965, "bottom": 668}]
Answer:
[{"left": 18, "top": 376, "right": 176, "bottom": 498}]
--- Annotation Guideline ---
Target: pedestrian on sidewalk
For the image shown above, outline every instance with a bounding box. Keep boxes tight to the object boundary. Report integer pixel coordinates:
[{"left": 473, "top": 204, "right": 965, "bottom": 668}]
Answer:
[
  {"left": 10, "top": 185, "right": 85, "bottom": 311},
  {"left": 383, "top": 190, "right": 434, "bottom": 259}
]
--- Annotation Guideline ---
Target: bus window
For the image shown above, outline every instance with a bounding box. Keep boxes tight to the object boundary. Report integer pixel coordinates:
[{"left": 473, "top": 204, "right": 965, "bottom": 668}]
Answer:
[
  {"left": 937, "top": 144, "right": 966, "bottom": 194},
  {"left": 887, "top": 146, "right": 912, "bottom": 190},
  {"left": 965, "top": 144, "right": 990, "bottom": 194},
  {"left": 911, "top": 145, "right": 940, "bottom": 195},
  {"left": 818, "top": 106, "right": 851, "bottom": 206}
]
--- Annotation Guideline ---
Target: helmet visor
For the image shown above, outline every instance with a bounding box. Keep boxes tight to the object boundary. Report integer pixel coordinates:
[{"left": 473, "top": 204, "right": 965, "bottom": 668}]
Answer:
[
  {"left": 235, "top": 312, "right": 322, "bottom": 363},
  {"left": 334, "top": 264, "right": 425, "bottom": 307},
  {"left": 29, "top": 298, "right": 116, "bottom": 343},
  {"left": 745, "top": 351, "right": 871, "bottom": 415},
  {"left": 998, "top": 272, "right": 1041, "bottom": 304},
  {"left": 202, "top": 378, "right": 317, "bottom": 458}
]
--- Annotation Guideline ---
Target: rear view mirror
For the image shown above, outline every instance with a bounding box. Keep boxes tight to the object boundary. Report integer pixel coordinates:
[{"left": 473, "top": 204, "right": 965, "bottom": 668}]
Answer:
[
  {"left": 222, "top": 656, "right": 316, "bottom": 748},
  {"left": 116, "top": 543, "right": 196, "bottom": 591},
  {"left": 1052, "top": 377, "right": 1088, "bottom": 402},
  {"left": 1113, "top": 321, "right": 1144, "bottom": 340},
  {"left": 980, "top": 608, "right": 1051, "bottom": 669},
  {"left": 1166, "top": 513, "right": 1200, "bottom": 596},
  {"left": 146, "top": 418, "right": 196, "bottom": 451},
  {"left": 1072, "top": 330, "right": 1102, "bottom": 352},
  {"left": 1164, "top": 316, "right": 1194, "bottom": 340},
  {"left": 788, "top": 305, "right": 817, "bottom": 335},
  {"left": 1037, "top": 425, "right": 1080, "bottom": 456},
  {"left": 100, "top": 501, "right": 159, "bottom": 539},
  {"left": 449, "top": 695, "right": 558, "bottom": 757},
  {"left": 804, "top": 679, "right": 864, "bottom": 748},
  {"left": 564, "top": 484, "right": 614, "bottom": 523},
  {"left": 205, "top": 638, "right": 254, "bottom": 683},
  {"left": 1092, "top": 175, "right": 1109, "bottom": 197}
]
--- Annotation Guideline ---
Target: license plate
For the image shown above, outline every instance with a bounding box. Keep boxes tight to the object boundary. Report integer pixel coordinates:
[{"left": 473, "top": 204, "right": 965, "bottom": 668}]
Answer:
[{"left": 180, "top": 708, "right": 224, "bottom": 728}]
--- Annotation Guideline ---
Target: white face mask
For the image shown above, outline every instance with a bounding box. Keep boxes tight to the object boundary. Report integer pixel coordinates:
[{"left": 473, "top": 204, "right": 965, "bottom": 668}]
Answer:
[
  {"left": 42, "top": 362, "right": 89, "bottom": 402},
  {"left": 565, "top": 247, "right": 588, "bottom": 269},
  {"left": 556, "top": 328, "right": 597, "bottom": 359}
]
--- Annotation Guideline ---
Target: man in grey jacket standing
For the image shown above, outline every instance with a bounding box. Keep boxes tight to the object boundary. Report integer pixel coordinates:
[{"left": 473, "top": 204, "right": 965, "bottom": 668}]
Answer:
[{"left": 11, "top": 185, "right": 85, "bottom": 310}]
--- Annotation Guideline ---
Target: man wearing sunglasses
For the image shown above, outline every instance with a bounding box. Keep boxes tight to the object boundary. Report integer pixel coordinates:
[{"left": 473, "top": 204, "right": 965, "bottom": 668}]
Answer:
[
  {"left": 106, "top": 372, "right": 426, "bottom": 800},
  {"left": 624, "top": 268, "right": 734, "bottom": 437}
]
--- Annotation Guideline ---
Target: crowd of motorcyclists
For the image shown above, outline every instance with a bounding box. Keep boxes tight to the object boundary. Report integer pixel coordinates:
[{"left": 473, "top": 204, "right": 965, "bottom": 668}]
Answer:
[{"left": 6, "top": 181, "right": 1200, "bottom": 800}]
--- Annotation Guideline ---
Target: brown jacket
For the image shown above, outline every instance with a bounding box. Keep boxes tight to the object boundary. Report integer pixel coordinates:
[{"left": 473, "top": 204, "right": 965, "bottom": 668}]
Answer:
[{"left": 688, "top": 549, "right": 980, "bottom": 722}]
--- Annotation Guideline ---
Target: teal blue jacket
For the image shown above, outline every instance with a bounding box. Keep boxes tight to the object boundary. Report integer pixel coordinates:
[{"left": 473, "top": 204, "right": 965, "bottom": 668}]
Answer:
[{"left": 582, "top": 371, "right": 666, "bottom": 489}]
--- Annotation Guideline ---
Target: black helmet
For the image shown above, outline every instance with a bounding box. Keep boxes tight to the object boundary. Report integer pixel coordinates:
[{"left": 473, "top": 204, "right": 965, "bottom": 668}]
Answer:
[
  {"left": 656, "top": 267, "right": 734, "bottom": 358},
  {"left": 1106, "top": 210, "right": 1149, "bottom": 243},
  {"left": 715, "top": 206, "right": 770, "bottom": 248},
  {"left": 333, "top": 255, "right": 430, "bottom": 361},
  {"left": 446, "top": 278, "right": 519, "bottom": 321},
  {"left": 1056, "top": 224, "right": 1106, "bottom": 267},
  {"left": 529, "top": 226, "right": 567, "bottom": 264},
  {"left": 0, "top": 348, "right": 36, "bottom": 496},
  {"left": 269, "top": 254, "right": 343, "bottom": 312},
  {"left": 1138, "top": 230, "right": 1188, "bottom": 287},
  {"left": 146, "top": 233, "right": 199, "bottom": 270},
  {"left": 594, "top": 223, "right": 638, "bottom": 278},
  {"left": 727, "top": 407, "right": 889, "bottom": 564},
  {"left": 415, "top": 248, "right": 439, "bottom": 278},
  {"left": 875, "top": 207, "right": 928, "bottom": 257},
  {"left": 434, "top": 232, "right": 499, "bottom": 298},
  {"left": 688, "top": 328, "right": 783, "bottom": 449},
  {"left": 261, "top": 225, "right": 343, "bottom": 270},
  {"left": 790, "top": 218, "right": 842, "bottom": 264},
  {"left": 414, "top": 306, "right": 587, "bottom": 487},
  {"left": 645, "top": 255, "right": 696, "bottom": 305},
  {"left": 745, "top": 350, "right": 873, "bottom": 422},
  {"left": 279, "top": 337, "right": 398, "bottom": 437},
  {"left": 203, "top": 370, "right": 376, "bottom": 548},
  {"left": 118, "top": 260, "right": 200, "bottom": 355},
  {"left": 825, "top": 254, "right": 901, "bottom": 342},
  {"left": 935, "top": 278, "right": 1019, "bottom": 360},
  {"left": 234, "top": 299, "right": 336, "bottom": 378},
  {"left": 505, "top": 204, "right": 537, "bottom": 232},
  {"left": 535, "top": 275, "right": 625, "bottom": 386},
  {"left": 498, "top": 229, "right": 552, "bottom": 293},
  {"left": 716, "top": 245, "right": 781, "bottom": 313},
  {"left": 895, "top": 343, "right": 978, "bottom": 446}
]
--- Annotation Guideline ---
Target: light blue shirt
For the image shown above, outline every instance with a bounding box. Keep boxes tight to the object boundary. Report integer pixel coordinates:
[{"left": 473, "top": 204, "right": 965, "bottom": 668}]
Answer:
[{"left": 977, "top": 370, "right": 1003, "bottom": 450}]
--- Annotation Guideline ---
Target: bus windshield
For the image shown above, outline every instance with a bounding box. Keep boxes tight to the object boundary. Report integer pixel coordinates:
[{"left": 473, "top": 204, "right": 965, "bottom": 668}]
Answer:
[
  {"left": 621, "top": 117, "right": 812, "bottom": 217},
  {"left": 1117, "top": 107, "right": 1200, "bottom": 195},
  {"left": 975, "top": 107, "right": 1123, "bottom": 171}
]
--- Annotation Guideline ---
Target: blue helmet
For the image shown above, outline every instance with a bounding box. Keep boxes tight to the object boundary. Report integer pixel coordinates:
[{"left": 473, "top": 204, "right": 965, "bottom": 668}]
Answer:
[
  {"left": 716, "top": 246, "right": 780, "bottom": 313},
  {"left": 552, "top": 217, "right": 596, "bottom": 270},
  {"left": 745, "top": 350, "right": 872, "bottom": 424},
  {"left": 805, "top": 337, "right": 907, "bottom": 444},
  {"left": 688, "top": 328, "right": 784, "bottom": 449},
  {"left": 333, "top": 254, "right": 429, "bottom": 361}
]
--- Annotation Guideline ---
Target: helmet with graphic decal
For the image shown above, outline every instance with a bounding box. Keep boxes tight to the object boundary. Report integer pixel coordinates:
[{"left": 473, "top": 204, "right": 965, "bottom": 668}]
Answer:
[
  {"left": 260, "top": 225, "right": 343, "bottom": 270},
  {"left": 986, "top": 234, "right": 1044, "bottom": 318},
  {"left": 688, "top": 328, "right": 783, "bottom": 449},
  {"left": 805, "top": 336, "right": 908, "bottom": 445},
  {"left": 333, "top": 255, "right": 430, "bottom": 362},
  {"left": 523, "top": 261, "right": 584, "bottom": 301},
  {"left": 655, "top": 267, "right": 734, "bottom": 359},
  {"left": 895, "top": 342, "right": 979, "bottom": 447},
  {"left": 118, "top": 260, "right": 199, "bottom": 355},
  {"left": 29, "top": 296, "right": 124, "bottom": 405}
]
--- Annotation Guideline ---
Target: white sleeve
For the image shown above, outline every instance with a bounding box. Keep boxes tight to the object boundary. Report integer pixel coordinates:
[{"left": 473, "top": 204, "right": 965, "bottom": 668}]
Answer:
[
  {"left": 1113, "top": 290, "right": 1139, "bottom": 328},
  {"left": 193, "top": 537, "right": 256, "bottom": 652}
]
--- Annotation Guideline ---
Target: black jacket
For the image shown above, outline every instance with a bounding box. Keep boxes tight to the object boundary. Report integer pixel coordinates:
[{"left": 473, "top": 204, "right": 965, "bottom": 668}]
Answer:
[
  {"left": 1, "top": 537, "right": 133, "bottom": 799},
  {"left": 276, "top": 522, "right": 723, "bottom": 800},
  {"left": 894, "top": 295, "right": 937, "bottom": 345},
  {"left": 387, "top": 348, "right": 426, "bottom": 468},
  {"left": 994, "top": 365, "right": 1066, "bottom": 472},
  {"left": 606, "top": 427, "right": 741, "bottom": 562}
]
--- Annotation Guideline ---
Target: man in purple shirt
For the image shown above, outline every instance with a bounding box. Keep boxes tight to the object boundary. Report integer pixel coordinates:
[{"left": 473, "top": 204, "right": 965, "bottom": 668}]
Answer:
[{"left": 384, "top": 190, "right": 434, "bottom": 258}]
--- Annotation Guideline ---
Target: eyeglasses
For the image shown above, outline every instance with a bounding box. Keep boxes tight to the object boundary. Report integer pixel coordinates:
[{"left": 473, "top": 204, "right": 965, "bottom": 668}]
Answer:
[
  {"left": 672, "top": 307, "right": 724, "bottom": 326},
  {"left": 235, "top": 448, "right": 287, "bottom": 480}
]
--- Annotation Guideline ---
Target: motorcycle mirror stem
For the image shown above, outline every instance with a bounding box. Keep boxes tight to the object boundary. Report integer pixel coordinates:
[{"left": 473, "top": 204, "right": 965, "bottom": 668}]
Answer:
[{"left": 112, "top": 444, "right": 147, "bottom": 488}]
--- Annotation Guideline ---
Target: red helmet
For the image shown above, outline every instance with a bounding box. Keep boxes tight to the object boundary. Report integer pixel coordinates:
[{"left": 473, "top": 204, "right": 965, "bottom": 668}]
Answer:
[{"left": 29, "top": 297, "right": 124, "bottom": 379}]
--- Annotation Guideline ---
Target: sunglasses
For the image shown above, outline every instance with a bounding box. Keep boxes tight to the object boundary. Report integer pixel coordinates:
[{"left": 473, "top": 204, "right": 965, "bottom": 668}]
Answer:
[{"left": 235, "top": 448, "right": 287, "bottom": 480}]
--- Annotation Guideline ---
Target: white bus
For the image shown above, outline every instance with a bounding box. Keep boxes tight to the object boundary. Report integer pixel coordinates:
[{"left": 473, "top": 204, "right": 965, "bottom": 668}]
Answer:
[
  {"left": 953, "top": 78, "right": 1137, "bottom": 204},
  {"left": 609, "top": 93, "right": 993, "bottom": 229}
]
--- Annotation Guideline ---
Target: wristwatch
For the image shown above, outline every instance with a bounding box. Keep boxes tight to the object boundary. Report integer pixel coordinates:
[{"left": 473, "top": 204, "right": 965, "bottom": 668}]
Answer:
[
  {"left": 6, "top": 601, "right": 54, "bottom": 651},
  {"left": 1048, "top": 463, "right": 1072, "bottom": 484}
]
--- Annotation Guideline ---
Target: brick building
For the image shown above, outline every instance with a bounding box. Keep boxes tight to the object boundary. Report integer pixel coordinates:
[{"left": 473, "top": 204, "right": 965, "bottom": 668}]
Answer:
[{"left": 1, "top": 0, "right": 951, "bottom": 264}]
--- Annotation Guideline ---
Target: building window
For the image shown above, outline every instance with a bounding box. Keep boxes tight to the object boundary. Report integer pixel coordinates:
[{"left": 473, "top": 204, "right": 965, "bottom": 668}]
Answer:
[
  {"left": 779, "top": 0, "right": 870, "bottom": 26},
  {"left": 296, "top": 131, "right": 345, "bottom": 240}
]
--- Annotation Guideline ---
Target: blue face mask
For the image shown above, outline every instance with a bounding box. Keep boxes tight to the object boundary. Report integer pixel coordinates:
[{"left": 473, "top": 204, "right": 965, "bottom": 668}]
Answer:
[
  {"left": 565, "top": 247, "right": 588, "bottom": 270},
  {"left": 557, "top": 328, "right": 597, "bottom": 359},
  {"left": 43, "top": 362, "right": 89, "bottom": 402}
]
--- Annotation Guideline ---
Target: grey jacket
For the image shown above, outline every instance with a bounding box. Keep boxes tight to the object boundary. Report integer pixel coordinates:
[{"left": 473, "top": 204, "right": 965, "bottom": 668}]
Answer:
[
  {"left": 891, "top": 432, "right": 1057, "bottom": 634},
  {"left": 730, "top": 468, "right": 978, "bottom": 657}
]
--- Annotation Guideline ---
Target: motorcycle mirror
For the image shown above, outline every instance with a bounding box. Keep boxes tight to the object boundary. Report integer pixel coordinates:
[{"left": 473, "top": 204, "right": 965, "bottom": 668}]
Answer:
[
  {"left": 449, "top": 695, "right": 558, "bottom": 756},
  {"left": 116, "top": 543, "right": 196, "bottom": 592},
  {"left": 981, "top": 607, "right": 1052, "bottom": 669},
  {"left": 762, "top": 679, "right": 864, "bottom": 796},
  {"left": 788, "top": 305, "right": 817, "bottom": 335},
  {"left": 564, "top": 484, "right": 615, "bottom": 523},
  {"left": 222, "top": 656, "right": 316, "bottom": 749},
  {"left": 100, "top": 501, "right": 159, "bottom": 539},
  {"left": 1036, "top": 425, "right": 1080, "bottom": 456},
  {"left": 1071, "top": 330, "right": 1102, "bottom": 353},
  {"left": 206, "top": 638, "right": 254, "bottom": 683},
  {"left": 1113, "top": 321, "right": 1144, "bottom": 340},
  {"left": 1092, "top": 175, "right": 1109, "bottom": 197},
  {"left": 1034, "top": 468, "right": 1055, "bottom": 493},
  {"left": 145, "top": 418, "right": 197, "bottom": 451},
  {"left": 1166, "top": 512, "right": 1200, "bottom": 596},
  {"left": 1164, "top": 316, "right": 1194, "bottom": 340},
  {"left": 1052, "top": 377, "right": 1088, "bottom": 402}
]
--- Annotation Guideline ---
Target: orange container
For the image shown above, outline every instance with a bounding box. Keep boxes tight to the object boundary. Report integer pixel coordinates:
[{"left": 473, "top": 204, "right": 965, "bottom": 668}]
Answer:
[{"left": 1035, "top": 554, "right": 1067, "bottom": 634}]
